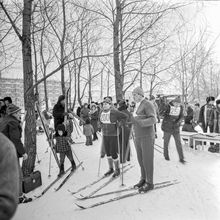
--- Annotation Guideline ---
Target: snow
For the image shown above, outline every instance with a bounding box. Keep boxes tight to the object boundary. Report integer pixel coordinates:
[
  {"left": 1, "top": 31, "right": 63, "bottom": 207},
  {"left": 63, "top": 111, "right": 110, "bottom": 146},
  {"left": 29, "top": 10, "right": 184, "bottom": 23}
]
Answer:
[{"left": 13, "top": 124, "right": 220, "bottom": 220}]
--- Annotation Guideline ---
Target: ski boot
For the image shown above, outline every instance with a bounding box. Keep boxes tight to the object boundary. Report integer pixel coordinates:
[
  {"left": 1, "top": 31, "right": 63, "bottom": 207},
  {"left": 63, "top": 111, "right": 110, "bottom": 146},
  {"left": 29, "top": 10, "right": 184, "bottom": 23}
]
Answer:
[
  {"left": 58, "top": 164, "right": 65, "bottom": 177},
  {"left": 19, "top": 194, "right": 32, "bottom": 204},
  {"left": 138, "top": 182, "right": 154, "bottom": 193},
  {"left": 133, "top": 179, "right": 146, "bottom": 189},
  {"left": 104, "top": 157, "right": 114, "bottom": 176},
  {"left": 112, "top": 159, "right": 120, "bottom": 178}
]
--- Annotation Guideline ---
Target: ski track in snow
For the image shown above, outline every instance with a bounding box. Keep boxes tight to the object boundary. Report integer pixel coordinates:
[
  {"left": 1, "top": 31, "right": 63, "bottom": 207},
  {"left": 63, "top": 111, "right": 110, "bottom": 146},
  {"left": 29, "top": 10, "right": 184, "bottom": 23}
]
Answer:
[{"left": 14, "top": 124, "right": 220, "bottom": 220}]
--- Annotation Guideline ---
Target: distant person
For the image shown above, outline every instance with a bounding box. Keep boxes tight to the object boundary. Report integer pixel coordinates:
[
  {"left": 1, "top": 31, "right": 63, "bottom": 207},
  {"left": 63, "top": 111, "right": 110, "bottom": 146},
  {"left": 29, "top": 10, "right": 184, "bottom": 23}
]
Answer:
[
  {"left": 193, "top": 103, "right": 200, "bottom": 125},
  {"left": 0, "top": 133, "right": 19, "bottom": 220},
  {"left": 90, "top": 103, "right": 99, "bottom": 141},
  {"left": 198, "top": 96, "right": 215, "bottom": 133},
  {"left": 4, "top": 96, "right": 12, "bottom": 107},
  {"left": 83, "top": 118, "right": 94, "bottom": 146},
  {"left": 161, "top": 97, "right": 185, "bottom": 163},
  {"left": 0, "top": 104, "right": 32, "bottom": 203},
  {"left": 53, "top": 95, "right": 65, "bottom": 131},
  {"left": 80, "top": 103, "right": 90, "bottom": 125}
]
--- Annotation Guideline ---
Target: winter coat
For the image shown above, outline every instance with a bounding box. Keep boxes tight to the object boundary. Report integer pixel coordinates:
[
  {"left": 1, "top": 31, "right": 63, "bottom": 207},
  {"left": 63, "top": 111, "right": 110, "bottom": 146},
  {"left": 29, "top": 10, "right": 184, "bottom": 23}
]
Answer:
[
  {"left": 0, "top": 115, "right": 25, "bottom": 158},
  {"left": 132, "top": 99, "right": 156, "bottom": 138},
  {"left": 83, "top": 124, "right": 94, "bottom": 136},
  {"left": 90, "top": 110, "right": 99, "bottom": 132},
  {"left": 53, "top": 102, "right": 65, "bottom": 131},
  {"left": 0, "top": 133, "right": 19, "bottom": 220},
  {"left": 80, "top": 107, "right": 90, "bottom": 122},
  {"left": 161, "top": 102, "right": 184, "bottom": 133},
  {"left": 54, "top": 132, "right": 71, "bottom": 153},
  {"left": 198, "top": 104, "right": 215, "bottom": 132},
  {"left": 99, "top": 109, "right": 128, "bottom": 136},
  {"left": 210, "top": 106, "right": 220, "bottom": 133}
]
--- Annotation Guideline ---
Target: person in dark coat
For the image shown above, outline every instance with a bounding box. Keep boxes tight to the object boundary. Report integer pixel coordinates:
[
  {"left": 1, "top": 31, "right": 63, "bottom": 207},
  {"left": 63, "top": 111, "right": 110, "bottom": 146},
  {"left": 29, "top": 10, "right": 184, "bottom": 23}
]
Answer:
[
  {"left": 118, "top": 100, "right": 132, "bottom": 163},
  {"left": 0, "top": 104, "right": 31, "bottom": 203},
  {"left": 53, "top": 95, "right": 65, "bottom": 131},
  {"left": 161, "top": 97, "right": 185, "bottom": 163},
  {"left": 198, "top": 96, "right": 215, "bottom": 133},
  {"left": 0, "top": 133, "right": 19, "bottom": 220},
  {"left": 131, "top": 87, "right": 156, "bottom": 193},
  {"left": 90, "top": 103, "right": 99, "bottom": 141},
  {"left": 80, "top": 103, "right": 90, "bottom": 123},
  {"left": 54, "top": 124, "right": 76, "bottom": 176}
]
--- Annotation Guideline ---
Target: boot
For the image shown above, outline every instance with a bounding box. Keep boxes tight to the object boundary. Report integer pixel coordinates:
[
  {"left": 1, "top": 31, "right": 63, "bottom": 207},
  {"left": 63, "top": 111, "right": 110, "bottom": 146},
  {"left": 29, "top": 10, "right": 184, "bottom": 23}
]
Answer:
[
  {"left": 138, "top": 182, "right": 154, "bottom": 193},
  {"left": 104, "top": 157, "right": 114, "bottom": 176},
  {"left": 58, "top": 164, "right": 65, "bottom": 177},
  {"left": 112, "top": 159, "right": 120, "bottom": 178},
  {"left": 19, "top": 194, "right": 32, "bottom": 204},
  {"left": 71, "top": 161, "right": 76, "bottom": 171},
  {"left": 133, "top": 179, "right": 146, "bottom": 189}
]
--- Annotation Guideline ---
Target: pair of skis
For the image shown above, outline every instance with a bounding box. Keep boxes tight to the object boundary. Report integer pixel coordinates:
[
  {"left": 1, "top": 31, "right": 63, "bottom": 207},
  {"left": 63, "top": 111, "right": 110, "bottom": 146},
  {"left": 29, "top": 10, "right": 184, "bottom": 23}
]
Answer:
[
  {"left": 75, "top": 179, "right": 179, "bottom": 209},
  {"left": 35, "top": 162, "right": 83, "bottom": 199},
  {"left": 68, "top": 164, "right": 133, "bottom": 196}
]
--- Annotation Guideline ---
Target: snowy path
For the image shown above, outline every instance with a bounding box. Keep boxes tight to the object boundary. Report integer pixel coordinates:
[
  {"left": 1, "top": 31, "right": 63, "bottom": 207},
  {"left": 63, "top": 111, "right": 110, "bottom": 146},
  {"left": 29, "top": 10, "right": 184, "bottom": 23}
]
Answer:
[{"left": 13, "top": 126, "right": 220, "bottom": 220}]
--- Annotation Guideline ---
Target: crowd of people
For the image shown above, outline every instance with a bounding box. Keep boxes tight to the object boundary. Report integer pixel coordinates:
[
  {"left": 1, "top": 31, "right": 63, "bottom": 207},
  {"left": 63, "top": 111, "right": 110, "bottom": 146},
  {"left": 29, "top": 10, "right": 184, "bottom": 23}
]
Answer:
[{"left": 1, "top": 90, "right": 220, "bottom": 219}]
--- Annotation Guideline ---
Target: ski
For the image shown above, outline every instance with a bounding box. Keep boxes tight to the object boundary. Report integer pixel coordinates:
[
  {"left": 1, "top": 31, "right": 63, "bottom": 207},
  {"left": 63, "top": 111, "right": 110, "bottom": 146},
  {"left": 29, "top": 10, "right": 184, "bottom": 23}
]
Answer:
[
  {"left": 55, "top": 162, "right": 83, "bottom": 191},
  {"left": 76, "top": 179, "right": 178, "bottom": 200},
  {"left": 80, "top": 165, "right": 134, "bottom": 199},
  {"left": 75, "top": 181, "right": 180, "bottom": 210},
  {"left": 34, "top": 166, "right": 72, "bottom": 199},
  {"left": 35, "top": 102, "right": 60, "bottom": 168},
  {"left": 68, "top": 163, "right": 131, "bottom": 195}
]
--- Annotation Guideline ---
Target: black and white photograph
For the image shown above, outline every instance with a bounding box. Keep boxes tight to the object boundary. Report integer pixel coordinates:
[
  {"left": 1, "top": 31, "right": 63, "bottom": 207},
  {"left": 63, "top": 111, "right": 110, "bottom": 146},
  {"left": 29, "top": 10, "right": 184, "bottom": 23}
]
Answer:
[{"left": 0, "top": 0, "right": 220, "bottom": 219}]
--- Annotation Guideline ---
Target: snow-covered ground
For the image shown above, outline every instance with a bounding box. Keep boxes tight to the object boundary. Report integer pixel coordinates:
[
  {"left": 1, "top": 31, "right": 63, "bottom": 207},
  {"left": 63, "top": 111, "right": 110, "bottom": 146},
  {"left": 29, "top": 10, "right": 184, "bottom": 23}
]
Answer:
[{"left": 13, "top": 124, "right": 220, "bottom": 220}]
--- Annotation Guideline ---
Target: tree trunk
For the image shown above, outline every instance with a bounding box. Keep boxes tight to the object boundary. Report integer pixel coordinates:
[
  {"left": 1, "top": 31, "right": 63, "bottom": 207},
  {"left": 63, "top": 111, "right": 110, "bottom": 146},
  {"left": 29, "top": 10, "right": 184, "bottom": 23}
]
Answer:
[
  {"left": 114, "top": 0, "right": 123, "bottom": 101},
  {"left": 22, "top": 0, "right": 36, "bottom": 176}
]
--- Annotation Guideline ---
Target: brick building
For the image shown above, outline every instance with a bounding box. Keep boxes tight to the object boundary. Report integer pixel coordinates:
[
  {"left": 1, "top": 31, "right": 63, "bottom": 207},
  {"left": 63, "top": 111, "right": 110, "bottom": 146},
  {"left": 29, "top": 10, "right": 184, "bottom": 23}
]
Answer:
[{"left": 0, "top": 77, "right": 69, "bottom": 110}]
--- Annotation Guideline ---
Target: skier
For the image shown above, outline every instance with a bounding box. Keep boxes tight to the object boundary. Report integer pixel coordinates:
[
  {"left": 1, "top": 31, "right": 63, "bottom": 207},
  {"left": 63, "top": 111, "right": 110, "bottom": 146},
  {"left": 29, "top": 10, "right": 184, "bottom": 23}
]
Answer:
[
  {"left": 54, "top": 124, "right": 76, "bottom": 176},
  {"left": 161, "top": 96, "right": 185, "bottom": 163},
  {"left": 99, "top": 97, "right": 128, "bottom": 177},
  {"left": 131, "top": 87, "right": 156, "bottom": 192},
  {"left": 0, "top": 104, "right": 32, "bottom": 203},
  {"left": 83, "top": 118, "right": 94, "bottom": 146}
]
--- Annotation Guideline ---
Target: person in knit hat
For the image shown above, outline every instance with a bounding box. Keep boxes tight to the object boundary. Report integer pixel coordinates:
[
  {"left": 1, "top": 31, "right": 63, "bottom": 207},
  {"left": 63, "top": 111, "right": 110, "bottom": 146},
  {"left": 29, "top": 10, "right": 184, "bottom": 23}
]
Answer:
[
  {"left": 54, "top": 123, "right": 76, "bottom": 176},
  {"left": 0, "top": 104, "right": 31, "bottom": 203},
  {"left": 131, "top": 86, "right": 157, "bottom": 193},
  {"left": 161, "top": 96, "right": 185, "bottom": 164},
  {"left": 198, "top": 96, "right": 215, "bottom": 133},
  {"left": 53, "top": 95, "right": 66, "bottom": 131},
  {"left": 99, "top": 97, "right": 128, "bottom": 178}
]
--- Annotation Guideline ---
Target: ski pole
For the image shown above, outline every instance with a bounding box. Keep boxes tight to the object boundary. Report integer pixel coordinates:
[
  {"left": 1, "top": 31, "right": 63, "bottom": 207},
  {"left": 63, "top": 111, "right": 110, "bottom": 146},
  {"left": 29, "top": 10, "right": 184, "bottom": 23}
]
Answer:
[
  {"left": 71, "top": 147, "right": 85, "bottom": 170},
  {"left": 48, "top": 149, "right": 52, "bottom": 177},
  {"left": 116, "top": 124, "right": 123, "bottom": 185}
]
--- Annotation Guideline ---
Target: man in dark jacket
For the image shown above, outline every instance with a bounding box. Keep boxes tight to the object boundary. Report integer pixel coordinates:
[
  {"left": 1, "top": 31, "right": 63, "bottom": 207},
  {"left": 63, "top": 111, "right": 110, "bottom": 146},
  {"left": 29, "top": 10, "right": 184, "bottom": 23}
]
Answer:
[
  {"left": 161, "top": 97, "right": 185, "bottom": 163},
  {"left": 53, "top": 95, "right": 66, "bottom": 131},
  {"left": 0, "top": 104, "right": 31, "bottom": 203},
  {"left": 0, "top": 133, "right": 19, "bottom": 220},
  {"left": 131, "top": 87, "right": 156, "bottom": 192}
]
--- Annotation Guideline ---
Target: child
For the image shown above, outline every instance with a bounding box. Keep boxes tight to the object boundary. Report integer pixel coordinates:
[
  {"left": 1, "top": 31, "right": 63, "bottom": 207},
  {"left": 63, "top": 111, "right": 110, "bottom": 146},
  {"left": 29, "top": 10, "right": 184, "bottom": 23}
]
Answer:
[
  {"left": 54, "top": 124, "right": 76, "bottom": 176},
  {"left": 99, "top": 97, "right": 127, "bottom": 177},
  {"left": 83, "top": 118, "right": 94, "bottom": 146}
]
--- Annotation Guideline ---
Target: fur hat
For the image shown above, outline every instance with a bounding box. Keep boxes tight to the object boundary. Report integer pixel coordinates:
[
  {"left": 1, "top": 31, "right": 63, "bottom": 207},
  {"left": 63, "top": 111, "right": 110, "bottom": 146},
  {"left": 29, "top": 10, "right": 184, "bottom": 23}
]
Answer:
[
  {"left": 6, "top": 104, "right": 21, "bottom": 115},
  {"left": 58, "top": 95, "right": 65, "bottom": 103},
  {"left": 206, "top": 96, "right": 215, "bottom": 103},
  {"left": 57, "top": 124, "right": 65, "bottom": 132},
  {"left": 103, "top": 97, "right": 112, "bottom": 104},
  {"left": 172, "top": 96, "right": 181, "bottom": 103},
  {"left": 132, "top": 87, "right": 144, "bottom": 97},
  {"left": 216, "top": 99, "right": 220, "bottom": 105}
]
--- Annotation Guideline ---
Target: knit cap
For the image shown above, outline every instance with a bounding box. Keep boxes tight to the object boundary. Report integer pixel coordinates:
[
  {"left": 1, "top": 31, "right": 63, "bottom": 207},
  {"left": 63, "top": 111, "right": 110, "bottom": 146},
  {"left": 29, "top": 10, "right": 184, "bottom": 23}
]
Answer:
[
  {"left": 132, "top": 87, "right": 144, "bottom": 97},
  {"left": 6, "top": 104, "right": 21, "bottom": 115}
]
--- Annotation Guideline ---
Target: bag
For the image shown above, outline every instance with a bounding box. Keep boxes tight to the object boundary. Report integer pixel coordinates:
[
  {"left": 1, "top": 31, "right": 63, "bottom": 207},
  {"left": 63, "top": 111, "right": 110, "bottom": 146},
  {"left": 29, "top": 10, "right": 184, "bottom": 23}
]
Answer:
[{"left": 22, "top": 171, "right": 42, "bottom": 193}]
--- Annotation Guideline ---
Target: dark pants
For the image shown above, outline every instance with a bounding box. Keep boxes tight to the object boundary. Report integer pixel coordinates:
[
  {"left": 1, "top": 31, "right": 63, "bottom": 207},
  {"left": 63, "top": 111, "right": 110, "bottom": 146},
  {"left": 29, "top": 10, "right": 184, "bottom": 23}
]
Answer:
[
  {"left": 103, "top": 136, "right": 118, "bottom": 160},
  {"left": 86, "top": 135, "right": 93, "bottom": 145},
  {"left": 60, "top": 150, "right": 74, "bottom": 164},
  {"left": 119, "top": 126, "right": 131, "bottom": 163},
  {"left": 93, "top": 132, "right": 98, "bottom": 140},
  {"left": 134, "top": 136, "right": 154, "bottom": 184},
  {"left": 163, "top": 131, "right": 184, "bottom": 160}
]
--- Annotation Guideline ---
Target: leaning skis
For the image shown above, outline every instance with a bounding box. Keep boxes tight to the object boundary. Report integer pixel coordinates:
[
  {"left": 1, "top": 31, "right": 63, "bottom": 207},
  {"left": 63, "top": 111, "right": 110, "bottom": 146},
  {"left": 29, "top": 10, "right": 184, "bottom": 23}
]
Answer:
[
  {"left": 55, "top": 162, "right": 83, "bottom": 191},
  {"left": 75, "top": 181, "right": 180, "bottom": 209}
]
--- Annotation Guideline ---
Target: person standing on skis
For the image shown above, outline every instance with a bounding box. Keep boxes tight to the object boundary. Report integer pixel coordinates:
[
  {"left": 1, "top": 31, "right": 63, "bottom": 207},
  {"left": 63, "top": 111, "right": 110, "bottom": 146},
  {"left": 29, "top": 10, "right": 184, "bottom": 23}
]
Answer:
[{"left": 99, "top": 97, "right": 127, "bottom": 178}]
